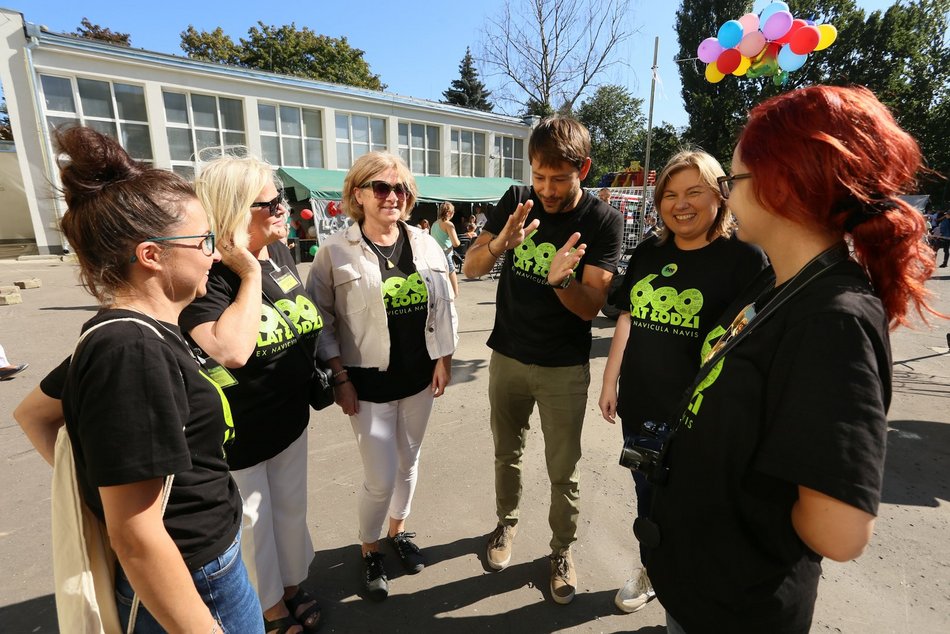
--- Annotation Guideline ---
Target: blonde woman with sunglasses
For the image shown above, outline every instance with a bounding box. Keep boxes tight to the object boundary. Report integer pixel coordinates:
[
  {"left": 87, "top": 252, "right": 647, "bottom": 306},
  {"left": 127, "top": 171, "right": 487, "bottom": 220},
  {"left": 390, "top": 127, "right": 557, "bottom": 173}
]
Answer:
[
  {"left": 306, "top": 152, "right": 458, "bottom": 602},
  {"left": 180, "top": 154, "right": 325, "bottom": 634}
]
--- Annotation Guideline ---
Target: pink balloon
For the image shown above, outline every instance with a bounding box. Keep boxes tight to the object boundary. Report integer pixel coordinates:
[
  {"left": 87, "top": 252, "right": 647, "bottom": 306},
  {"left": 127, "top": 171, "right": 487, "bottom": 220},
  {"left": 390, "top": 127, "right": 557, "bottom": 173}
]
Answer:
[
  {"left": 789, "top": 24, "right": 820, "bottom": 54},
  {"left": 738, "top": 31, "right": 767, "bottom": 58},
  {"left": 738, "top": 12, "right": 760, "bottom": 34},
  {"left": 698, "top": 37, "right": 724, "bottom": 64},
  {"left": 716, "top": 48, "right": 742, "bottom": 75},
  {"left": 761, "top": 10, "right": 793, "bottom": 40}
]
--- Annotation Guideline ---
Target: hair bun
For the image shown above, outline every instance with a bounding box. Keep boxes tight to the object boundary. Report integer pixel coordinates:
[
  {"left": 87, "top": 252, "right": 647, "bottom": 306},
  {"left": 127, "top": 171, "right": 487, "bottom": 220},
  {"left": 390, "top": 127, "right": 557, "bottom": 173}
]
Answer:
[{"left": 54, "top": 126, "right": 143, "bottom": 204}]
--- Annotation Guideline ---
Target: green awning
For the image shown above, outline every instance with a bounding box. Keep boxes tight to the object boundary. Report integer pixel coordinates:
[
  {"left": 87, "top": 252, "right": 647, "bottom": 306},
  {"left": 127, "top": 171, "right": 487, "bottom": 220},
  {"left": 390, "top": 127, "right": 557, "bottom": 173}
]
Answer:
[{"left": 278, "top": 167, "right": 522, "bottom": 204}]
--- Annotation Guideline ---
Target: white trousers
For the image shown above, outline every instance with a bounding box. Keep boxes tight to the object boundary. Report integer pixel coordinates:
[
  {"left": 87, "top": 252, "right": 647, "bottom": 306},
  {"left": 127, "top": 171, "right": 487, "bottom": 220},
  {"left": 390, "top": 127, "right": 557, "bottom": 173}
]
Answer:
[
  {"left": 349, "top": 386, "right": 434, "bottom": 544},
  {"left": 231, "top": 431, "right": 314, "bottom": 610}
]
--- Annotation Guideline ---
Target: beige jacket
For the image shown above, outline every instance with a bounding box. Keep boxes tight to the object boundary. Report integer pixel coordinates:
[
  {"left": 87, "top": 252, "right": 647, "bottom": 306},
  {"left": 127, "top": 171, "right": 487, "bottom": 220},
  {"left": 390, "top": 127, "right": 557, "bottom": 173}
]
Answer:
[{"left": 307, "top": 221, "right": 458, "bottom": 370}]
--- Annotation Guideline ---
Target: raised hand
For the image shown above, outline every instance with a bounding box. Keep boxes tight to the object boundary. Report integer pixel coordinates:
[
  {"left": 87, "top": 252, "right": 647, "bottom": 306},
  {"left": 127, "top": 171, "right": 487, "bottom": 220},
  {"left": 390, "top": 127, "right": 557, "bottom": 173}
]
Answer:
[
  {"left": 547, "top": 232, "right": 587, "bottom": 286},
  {"left": 494, "top": 200, "right": 541, "bottom": 252}
]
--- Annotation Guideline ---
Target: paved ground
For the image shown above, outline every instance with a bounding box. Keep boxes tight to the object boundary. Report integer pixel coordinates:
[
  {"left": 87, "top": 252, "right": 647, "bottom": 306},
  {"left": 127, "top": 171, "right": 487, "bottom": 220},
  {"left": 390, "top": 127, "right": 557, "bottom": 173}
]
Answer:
[{"left": 0, "top": 257, "right": 947, "bottom": 633}]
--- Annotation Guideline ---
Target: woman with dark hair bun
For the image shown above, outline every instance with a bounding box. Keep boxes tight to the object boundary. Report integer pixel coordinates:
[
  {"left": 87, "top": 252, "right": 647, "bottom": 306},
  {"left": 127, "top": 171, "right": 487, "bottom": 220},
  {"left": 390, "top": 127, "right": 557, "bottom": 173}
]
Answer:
[
  {"left": 642, "top": 86, "right": 942, "bottom": 633},
  {"left": 13, "top": 126, "right": 262, "bottom": 633}
]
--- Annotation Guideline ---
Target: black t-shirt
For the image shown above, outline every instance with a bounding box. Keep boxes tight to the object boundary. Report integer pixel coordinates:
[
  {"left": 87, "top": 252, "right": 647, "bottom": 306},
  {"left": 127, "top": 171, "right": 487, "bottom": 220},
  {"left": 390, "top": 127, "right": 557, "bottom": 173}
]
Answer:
[
  {"left": 42, "top": 310, "right": 242, "bottom": 570},
  {"left": 349, "top": 225, "right": 435, "bottom": 402},
  {"left": 611, "top": 235, "right": 767, "bottom": 435},
  {"left": 646, "top": 260, "right": 891, "bottom": 633},
  {"left": 485, "top": 185, "right": 623, "bottom": 366},
  {"left": 179, "top": 242, "right": 322, "bottom": 470}
]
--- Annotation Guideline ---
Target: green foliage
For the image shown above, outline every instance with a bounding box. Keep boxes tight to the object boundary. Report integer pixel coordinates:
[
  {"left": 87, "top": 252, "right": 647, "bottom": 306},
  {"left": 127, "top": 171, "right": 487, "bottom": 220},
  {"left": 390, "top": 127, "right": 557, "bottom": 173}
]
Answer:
[
  {"left": 634, "top": 123, "right": 688, "bottom": 176},
  {"left": 74, "top": 17, "right": 131, "bottom": 46},
  {"left": 675, "top": 0, "right": 950, "bottom": 203},
  {"left": 0, "top": 100, "right": 11, "bottom": 141},
  {"left": 443, "top": 48, "right": 494, "bottom": 111},
  {"left": 180, "top": 22, "right": 384, "bottom": 90},
  {"left": 576, "top": 85, "right": 645, "bottom": 185}
]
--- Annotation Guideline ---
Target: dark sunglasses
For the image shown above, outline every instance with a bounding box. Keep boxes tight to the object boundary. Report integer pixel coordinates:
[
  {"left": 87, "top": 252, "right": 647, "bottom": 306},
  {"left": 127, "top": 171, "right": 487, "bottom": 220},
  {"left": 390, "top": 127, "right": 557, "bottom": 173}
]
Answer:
[
  {"left": 130, "top": 231, "right": 216, "bottom": 262},
  {"left": 250, "top": 193, "right": 285, "bottom": 216},
  {"left": 360, "top": 180, "right": 410, "bottom": 201},
  {"left": 716, "top": 173, "right": 751, "bottom": 199}
]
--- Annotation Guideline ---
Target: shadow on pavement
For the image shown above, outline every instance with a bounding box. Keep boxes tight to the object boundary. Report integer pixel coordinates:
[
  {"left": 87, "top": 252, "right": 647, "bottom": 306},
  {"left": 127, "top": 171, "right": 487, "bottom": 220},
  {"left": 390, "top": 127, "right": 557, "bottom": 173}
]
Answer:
[
  {"left": 0, "top": 593, "right": 57, "bottom": 632},
  {"left": 451, "top": 357, "right": 487, "bottom": 387},
  {"left": 882, "top": 419, "right": 950, "bottom": 507},
  {"left": 304, "top": 535, "right": 652, "bottom": 633}
]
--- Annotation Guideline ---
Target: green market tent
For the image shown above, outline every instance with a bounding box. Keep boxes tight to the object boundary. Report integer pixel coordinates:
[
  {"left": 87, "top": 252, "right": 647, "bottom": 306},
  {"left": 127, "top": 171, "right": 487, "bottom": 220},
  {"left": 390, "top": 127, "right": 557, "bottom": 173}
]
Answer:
[{"left": 278, "top": 167, "right": 521, "bottom": 204}]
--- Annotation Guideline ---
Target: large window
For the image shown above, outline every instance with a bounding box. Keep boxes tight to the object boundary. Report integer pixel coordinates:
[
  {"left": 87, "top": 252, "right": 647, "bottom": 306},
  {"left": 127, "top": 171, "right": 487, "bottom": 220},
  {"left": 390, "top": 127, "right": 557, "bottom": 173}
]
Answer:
[
  {"left": 40, "top": 75, "right": 153, "bottom": 161},
  {"left": 398, "top": 121, "right": 440, "bottom": 175},
  {"left": 449, "top": 128, "right": 486, "bottom": 177},
  {"left": 492, "top": 134, "right": 525, "bottom": 181},
  {"left": 335, "top": 113, "right": 386, "bottom": 170},
  {"left": 259, "top": 104, "right": 324, "bottom": 168},
  {"left": 163, "top": 91, "right": 246, "bottom": 179}
]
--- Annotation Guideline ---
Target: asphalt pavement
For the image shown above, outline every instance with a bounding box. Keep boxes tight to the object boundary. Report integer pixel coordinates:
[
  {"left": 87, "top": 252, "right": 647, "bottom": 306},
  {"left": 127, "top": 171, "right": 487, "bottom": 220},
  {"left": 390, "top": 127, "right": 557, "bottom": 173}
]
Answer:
[{"left": 0, "top": 257, "right": 947, "bottom": 633}]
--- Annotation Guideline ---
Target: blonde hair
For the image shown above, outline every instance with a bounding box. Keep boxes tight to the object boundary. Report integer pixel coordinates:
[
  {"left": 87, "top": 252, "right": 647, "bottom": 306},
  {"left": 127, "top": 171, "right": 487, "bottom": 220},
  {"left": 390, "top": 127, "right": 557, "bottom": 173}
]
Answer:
[
  {"left": 653, "top": 149, "right": 735, "bottom": 245},
  {"left": 342, "top": 152, "right": 417, "bottom": 222},
  {"left": 194, "top": 152, "right": 277, "bottom": 249},
  {"left": 438, "top": 201, "right": 455, "bottom": 220}
]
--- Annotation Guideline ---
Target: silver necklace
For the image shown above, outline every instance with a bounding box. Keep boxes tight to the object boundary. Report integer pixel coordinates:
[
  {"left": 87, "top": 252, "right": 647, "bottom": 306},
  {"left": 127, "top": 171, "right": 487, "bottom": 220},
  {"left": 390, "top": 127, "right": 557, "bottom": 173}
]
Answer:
[{"left": 364, "top": 230, "right": 402, "bottom": 270}]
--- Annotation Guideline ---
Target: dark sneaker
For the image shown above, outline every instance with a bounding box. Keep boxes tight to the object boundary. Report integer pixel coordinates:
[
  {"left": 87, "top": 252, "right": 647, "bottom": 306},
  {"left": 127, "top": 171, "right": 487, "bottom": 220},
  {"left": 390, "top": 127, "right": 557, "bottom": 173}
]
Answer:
[
  {"left": 387, "top": 531, "right": 426, "bottom": 574},
  {"left": 486, "top": 523, "right": 518, "bottom": 570},
  {"left": 362, "top": 551, "right": 388, "bottom": 601}
]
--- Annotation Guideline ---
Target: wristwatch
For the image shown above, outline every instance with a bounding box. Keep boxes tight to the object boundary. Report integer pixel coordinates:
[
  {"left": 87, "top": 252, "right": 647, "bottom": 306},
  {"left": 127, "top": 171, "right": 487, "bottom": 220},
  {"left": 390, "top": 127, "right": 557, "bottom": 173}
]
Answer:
[{"left": 551, "top": 274, "right": 573, "bottom": 289}]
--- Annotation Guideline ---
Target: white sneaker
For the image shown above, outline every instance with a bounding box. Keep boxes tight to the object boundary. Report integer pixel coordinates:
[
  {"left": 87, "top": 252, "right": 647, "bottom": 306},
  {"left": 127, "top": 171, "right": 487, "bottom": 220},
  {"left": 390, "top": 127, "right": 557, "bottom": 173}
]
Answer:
[{"left": 615, "top": 568, "right": 656, "bottom": 613}]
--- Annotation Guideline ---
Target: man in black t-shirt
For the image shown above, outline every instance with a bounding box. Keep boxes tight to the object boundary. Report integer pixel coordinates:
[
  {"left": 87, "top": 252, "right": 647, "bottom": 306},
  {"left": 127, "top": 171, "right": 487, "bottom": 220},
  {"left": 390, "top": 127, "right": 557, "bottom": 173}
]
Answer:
[{"left": 463, "top": 116, "right": 623, "bottom": 605}]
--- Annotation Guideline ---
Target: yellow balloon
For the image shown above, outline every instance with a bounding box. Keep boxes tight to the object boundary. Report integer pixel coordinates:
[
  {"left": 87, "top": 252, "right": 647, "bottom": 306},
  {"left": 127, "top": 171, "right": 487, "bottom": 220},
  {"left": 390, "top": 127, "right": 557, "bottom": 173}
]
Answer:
[
  {"left": 705, "top": 61, "right": 725, "bottom": 83},
  {"left": 815, "top": 24, "right": 838, "bottom": 51},
  {"left": 732, "top": 55, "right": 752, "bottom": 76}
]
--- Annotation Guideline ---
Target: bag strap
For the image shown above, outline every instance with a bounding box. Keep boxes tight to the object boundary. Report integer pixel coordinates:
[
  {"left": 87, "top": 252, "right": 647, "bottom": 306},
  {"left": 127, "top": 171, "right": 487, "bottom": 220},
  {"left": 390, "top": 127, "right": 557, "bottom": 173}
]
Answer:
[{"left": 72, "top": 317, "right": 176, "bottom": 634}]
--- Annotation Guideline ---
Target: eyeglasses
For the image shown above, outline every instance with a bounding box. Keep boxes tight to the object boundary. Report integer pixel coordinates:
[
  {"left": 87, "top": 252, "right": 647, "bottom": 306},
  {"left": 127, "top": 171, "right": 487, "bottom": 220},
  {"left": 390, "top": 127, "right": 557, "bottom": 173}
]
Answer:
[
  {"left": 360, "top": 180, "right": 410, "bottom": 201},
  {"left": 717, "top": 173, "right": 752, "bottom": 199},
  {"left": 250, "top": 193, "right": 285, "bottom": 216},
  {"left": 130, "top": 232, "right": 216, "bottom": 262}
]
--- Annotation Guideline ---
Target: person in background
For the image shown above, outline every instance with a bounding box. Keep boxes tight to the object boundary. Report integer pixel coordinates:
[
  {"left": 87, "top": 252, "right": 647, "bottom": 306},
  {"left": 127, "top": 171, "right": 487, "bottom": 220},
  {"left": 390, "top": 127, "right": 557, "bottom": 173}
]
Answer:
[
  {"left": 431, "top": 201, "right": 462, "bottom": 295},
  {"left": 462, "top": 115, "right": 623, "bottom": 605},
  {"left": 599, "top": 150, "right": 767, "bottom": 614},
  {"left": 598, "top": 187, "right": 613, "bottom": 206},
  {"left": 13, "top": 126, "right": 260, "bottom": 632},
  {"left": 306, "top": 151, "right": 458, "bottom": 602},
  {"left": 0, "top": 343, "right": 28, "bottom": 380},
  {"left": 645, "top": 85, "right": 942, "bottom": 633},
  {"left": 181, "top": 154, "right": 323, "bottom": 634},
  {"left": 418, "top": 218, "right": 431, "bottom": 233},
  {"left": 933, "top": 209, "right": 949, "bottom": 267}
]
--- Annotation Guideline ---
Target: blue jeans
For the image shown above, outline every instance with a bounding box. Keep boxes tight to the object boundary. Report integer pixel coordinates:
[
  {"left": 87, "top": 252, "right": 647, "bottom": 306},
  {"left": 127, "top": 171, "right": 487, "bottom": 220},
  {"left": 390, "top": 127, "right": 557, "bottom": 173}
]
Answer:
[{"left": 116, "top": 529, "right": 263, "bottom": 633}]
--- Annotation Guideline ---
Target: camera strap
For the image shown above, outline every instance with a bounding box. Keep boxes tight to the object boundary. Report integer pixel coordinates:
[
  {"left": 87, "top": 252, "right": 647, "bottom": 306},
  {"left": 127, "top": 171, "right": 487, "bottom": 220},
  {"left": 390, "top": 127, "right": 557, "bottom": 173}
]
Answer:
[{"left": 668, "top": 241, "right": 850, "bottom": 434}]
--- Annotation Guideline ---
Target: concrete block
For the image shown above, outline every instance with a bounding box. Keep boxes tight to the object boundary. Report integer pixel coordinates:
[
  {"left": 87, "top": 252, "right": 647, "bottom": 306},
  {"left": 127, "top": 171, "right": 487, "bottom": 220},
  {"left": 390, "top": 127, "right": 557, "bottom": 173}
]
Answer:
[
  {"left": 0, "top": 285, "right": 17, "bottom": 294},
  {"left": 0, "top": 292, "right": 23, "bottom": 305},
  {"left": 14, "top": 278, "right": 41, "bottom": 289}
]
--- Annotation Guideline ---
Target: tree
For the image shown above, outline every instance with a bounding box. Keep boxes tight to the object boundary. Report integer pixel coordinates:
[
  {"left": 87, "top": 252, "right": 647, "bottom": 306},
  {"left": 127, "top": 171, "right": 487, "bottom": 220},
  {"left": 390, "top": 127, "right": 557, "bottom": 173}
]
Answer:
[
  {"left": 0, "top": 100, "right": 12, "bottom": 141},
  {"left": 443, "top": 48, "right": 494, "bottom": 111},
  {"left": 633, "top": 122, "right": 687, "bottom": 177},
  {"left": 479, "top": 0, "right": 635, "bottom": 114},
  {"left": 675, "top": 0, "right": 950, "bottom": 199},
  {"left": 576, "top": 84, "right": 644, "bottom": 185},
  {"left": 74, "top": 18, "right": 131, "bottom": 46},
  {"left": 180, "top": 22, "right": 385, "bottom": 90}
]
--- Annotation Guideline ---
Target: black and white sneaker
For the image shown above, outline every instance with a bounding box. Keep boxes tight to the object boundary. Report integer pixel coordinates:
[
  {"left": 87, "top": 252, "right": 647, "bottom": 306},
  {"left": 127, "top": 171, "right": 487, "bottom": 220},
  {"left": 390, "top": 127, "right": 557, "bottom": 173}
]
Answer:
[
  {"left": 362, "top": 551, "right": 389, "bottom": 601},
  {"left": 388, "top": 531, "right": 426, "bottom": 574}
]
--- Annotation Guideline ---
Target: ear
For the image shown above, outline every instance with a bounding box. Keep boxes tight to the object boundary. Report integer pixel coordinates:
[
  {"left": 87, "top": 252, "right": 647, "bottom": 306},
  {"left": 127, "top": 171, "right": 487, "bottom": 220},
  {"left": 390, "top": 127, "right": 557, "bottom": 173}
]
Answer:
[
  {"left": 130, "top": 241, "right": 164, "bottom": 271},
  {"left": 353, "top": 186, "right": 366, "bottom": 208},
  {"left": 578, "top": 157, "right": 592, "bottom": 180}
]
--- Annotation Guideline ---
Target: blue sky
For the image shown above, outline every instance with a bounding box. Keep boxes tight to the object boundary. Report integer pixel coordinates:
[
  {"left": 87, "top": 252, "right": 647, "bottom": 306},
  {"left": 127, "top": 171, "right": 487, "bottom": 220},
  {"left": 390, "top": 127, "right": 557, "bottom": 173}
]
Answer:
[{"left": 14, "top": 0, "right": 897, "bottom": 128}]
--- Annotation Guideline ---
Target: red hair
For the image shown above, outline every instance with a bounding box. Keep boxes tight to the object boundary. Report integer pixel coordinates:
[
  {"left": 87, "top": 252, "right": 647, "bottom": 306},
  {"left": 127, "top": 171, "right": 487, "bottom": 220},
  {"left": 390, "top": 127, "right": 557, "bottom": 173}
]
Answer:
[{"left": 737, "top": 85, "right": 938, "bottom": 328}]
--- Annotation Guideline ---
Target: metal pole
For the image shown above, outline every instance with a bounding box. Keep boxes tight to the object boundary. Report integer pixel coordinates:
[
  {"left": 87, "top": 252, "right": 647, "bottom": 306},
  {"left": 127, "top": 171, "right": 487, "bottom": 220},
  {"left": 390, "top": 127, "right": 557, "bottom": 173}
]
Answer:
[{"left": 642, "top": 36, "right": 659, "bottom": 217}]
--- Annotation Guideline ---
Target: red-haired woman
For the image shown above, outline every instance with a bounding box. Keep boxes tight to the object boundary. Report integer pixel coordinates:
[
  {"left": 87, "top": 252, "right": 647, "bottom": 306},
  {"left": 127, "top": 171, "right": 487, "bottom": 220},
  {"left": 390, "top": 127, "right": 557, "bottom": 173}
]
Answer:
[{"left": 641, "top": 86, "right": 940, "bottom": 633}]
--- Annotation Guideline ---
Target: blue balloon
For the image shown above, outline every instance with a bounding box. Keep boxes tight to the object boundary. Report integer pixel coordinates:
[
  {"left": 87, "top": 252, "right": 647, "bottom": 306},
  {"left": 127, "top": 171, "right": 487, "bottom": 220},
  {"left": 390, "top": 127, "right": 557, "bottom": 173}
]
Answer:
[
  {"left": 777, "top": 44, "right": 808, "bottom": 71},
  {"left": 759, "top": 1, "right": 790, "bottom": 24},
  {"left": 717, "top": 20, "right": 744, "bottom": 49}
]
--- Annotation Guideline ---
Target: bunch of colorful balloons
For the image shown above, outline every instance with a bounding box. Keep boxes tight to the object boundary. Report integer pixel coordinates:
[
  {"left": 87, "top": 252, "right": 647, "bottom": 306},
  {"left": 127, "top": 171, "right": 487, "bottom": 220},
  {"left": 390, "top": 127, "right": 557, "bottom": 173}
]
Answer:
[{"left": 697, "top": 2, "right": 838, "bottom": 86}]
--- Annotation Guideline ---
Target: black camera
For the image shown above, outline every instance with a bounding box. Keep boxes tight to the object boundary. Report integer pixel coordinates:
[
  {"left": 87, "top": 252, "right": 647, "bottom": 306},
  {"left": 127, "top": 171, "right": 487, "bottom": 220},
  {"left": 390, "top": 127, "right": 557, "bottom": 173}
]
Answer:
[{"left": 619, "top": 420, "right": 672, "bottom": 484}]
